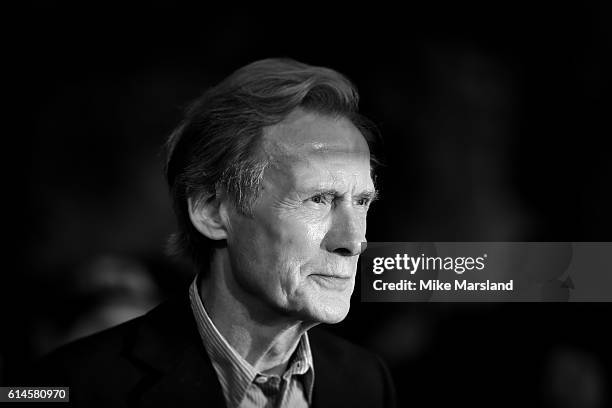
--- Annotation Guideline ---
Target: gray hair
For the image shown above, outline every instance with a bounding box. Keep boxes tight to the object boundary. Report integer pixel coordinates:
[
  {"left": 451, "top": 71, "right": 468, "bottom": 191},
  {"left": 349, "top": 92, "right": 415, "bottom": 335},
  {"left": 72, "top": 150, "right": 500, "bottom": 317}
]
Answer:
[{"left": 164, "top": 58, "right": 380, "bottom": 270}]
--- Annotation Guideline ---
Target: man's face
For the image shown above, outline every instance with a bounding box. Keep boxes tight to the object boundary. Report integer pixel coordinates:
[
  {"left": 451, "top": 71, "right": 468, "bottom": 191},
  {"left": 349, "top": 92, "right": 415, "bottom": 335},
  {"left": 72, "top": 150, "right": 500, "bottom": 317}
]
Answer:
[{"left": 223, "top": 109, "right": 376, "bottom": 324}]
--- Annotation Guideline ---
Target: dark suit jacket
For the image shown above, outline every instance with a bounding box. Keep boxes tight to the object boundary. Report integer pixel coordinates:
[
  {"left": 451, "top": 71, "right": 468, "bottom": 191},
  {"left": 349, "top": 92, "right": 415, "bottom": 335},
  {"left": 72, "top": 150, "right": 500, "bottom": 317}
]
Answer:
[{"left": 29, "top": 293, "right": 396, "bottom": 407}]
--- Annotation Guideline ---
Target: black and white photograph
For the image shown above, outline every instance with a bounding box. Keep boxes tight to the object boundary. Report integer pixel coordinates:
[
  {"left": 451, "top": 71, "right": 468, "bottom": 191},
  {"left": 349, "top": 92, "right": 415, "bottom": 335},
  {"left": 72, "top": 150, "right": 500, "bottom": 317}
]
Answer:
[{"left": 2, "top": 4, "right": 611, "bottom": 407}]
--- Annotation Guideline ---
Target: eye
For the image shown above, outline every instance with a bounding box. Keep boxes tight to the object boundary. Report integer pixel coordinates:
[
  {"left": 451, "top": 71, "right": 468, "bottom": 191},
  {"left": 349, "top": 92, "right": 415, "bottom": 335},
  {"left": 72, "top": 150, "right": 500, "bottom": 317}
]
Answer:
[
  {"left": 310, "top": 193, "right": 332, "bottom": 205},
  {"left": 356, "top": 197, "right": 370, "bottom": 206}
]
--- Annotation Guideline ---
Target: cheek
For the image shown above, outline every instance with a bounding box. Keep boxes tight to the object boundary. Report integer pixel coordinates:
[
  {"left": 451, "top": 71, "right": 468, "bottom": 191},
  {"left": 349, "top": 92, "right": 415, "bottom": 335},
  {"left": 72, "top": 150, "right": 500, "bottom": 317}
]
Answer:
[
  {"left": 227, "top": 217, "right": 275, "bottom": 278},
  {"left": 277, "top": 214, "right": 328, "bottom": 256},
  {"left": 228, "top": 208, "right": 329, "bottom": 282},
  {"left": 269, "top": 217, "right": 329, "bottom": 290}
]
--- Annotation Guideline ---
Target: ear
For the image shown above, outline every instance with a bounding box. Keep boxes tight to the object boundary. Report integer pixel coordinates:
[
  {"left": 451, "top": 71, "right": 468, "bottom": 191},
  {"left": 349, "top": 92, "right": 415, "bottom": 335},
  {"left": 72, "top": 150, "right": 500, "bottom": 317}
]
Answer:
[{"left": 188, "top": 193, "right": 229, "bottom": 241}]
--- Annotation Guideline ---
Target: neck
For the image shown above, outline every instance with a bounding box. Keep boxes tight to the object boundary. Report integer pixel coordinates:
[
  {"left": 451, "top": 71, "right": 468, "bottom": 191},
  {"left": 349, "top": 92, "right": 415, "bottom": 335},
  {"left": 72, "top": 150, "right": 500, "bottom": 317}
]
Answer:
[{"left": 199, "top": 249, "right": 315, "bottom": 374}]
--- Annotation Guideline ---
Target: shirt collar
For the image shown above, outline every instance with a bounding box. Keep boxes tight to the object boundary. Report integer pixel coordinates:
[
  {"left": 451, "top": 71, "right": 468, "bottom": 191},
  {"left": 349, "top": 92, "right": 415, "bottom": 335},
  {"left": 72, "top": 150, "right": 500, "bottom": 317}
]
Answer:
[{"left": 189, "top": 274, "right": 314, "bottom": 408}]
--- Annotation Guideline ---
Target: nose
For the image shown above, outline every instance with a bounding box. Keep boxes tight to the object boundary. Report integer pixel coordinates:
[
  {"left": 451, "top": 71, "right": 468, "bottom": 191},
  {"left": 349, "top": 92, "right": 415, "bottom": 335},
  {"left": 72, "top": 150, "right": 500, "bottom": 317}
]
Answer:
[{"left": 323, "top": 205, "right": 367, "bottom": 257}]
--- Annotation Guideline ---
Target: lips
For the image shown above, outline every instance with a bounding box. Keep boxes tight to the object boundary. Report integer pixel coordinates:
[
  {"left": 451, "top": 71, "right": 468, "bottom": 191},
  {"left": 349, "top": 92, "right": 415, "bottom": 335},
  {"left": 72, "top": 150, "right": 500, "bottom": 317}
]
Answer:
[
  {"left": 310, "top": 274, "right": 353, "bottom": 290},
  {"left": 311, "top": 274, "right": 351, "bottom": 280}
]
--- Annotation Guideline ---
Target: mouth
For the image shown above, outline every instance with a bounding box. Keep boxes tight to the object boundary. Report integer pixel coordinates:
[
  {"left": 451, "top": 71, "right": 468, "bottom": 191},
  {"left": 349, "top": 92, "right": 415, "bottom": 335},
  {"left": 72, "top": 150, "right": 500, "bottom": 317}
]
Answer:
[
  {"left": 310, "top": 274, "right": 353, "bottom": 290},
  {"left": 311, "top": 273, "right": 351, "bottom": 279}
]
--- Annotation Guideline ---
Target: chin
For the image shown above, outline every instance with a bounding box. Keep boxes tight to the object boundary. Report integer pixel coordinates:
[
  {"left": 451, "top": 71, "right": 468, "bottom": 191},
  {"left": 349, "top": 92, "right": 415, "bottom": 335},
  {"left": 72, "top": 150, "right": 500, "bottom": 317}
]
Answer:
[{"left": 305, "top": 299, "right": 351, "bottom": 324}]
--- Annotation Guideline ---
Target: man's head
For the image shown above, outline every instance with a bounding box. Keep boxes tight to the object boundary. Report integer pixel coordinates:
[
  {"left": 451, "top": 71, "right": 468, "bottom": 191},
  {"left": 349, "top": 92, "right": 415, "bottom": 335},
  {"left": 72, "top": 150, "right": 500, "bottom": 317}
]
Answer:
[{"left": 165, "top": 58, "right": 379, "bottom": 324}]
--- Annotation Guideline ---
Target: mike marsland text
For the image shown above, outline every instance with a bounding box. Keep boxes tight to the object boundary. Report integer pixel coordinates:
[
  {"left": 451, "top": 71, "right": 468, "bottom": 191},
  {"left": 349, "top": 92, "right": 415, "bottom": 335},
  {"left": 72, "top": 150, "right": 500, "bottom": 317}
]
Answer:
[{"left": 372, "top": 279, "right": 514, "bottom": 291}]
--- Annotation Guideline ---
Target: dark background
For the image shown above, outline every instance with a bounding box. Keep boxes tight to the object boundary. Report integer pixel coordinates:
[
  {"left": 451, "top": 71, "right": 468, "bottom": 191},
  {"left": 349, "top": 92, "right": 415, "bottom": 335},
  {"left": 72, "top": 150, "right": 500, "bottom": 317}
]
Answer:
[{"left": 4, "top": 4, "right": 611, "bottom": 407}]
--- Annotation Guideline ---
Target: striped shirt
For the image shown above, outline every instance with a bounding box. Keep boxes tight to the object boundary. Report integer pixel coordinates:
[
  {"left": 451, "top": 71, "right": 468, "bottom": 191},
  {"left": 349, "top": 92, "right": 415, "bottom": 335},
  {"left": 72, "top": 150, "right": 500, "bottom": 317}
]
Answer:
[{"left": 189, "top": 276, "right": 315, "bottom": 408}]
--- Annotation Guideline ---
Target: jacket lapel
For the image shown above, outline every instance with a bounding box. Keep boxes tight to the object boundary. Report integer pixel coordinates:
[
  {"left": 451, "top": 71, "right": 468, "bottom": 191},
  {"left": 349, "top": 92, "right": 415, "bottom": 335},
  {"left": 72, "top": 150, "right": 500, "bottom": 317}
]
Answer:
[
  {"left": 310, "top": 329, "right": 350, "bottom": 408},
  {"left": 125, "top": 295, "right": 226, "bottom": 408}
]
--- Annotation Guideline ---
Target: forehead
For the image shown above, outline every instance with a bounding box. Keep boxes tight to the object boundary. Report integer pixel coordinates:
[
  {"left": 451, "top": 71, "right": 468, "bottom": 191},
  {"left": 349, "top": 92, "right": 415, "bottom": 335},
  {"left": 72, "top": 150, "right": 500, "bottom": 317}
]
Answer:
[
  {"left": 261, "top": 109, "right": 371, "bottom": 164},
  {"left": 259, "top": 109, "right": 373, "bottom": 193}
]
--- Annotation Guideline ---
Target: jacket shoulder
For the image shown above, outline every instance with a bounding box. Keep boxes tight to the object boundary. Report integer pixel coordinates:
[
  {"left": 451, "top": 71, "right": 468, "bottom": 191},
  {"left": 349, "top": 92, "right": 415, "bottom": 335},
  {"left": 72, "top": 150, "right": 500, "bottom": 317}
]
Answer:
[
  {"left": 26, "top": 312, "right": 146, "bottom": 399},
  {"left": 41, "top": 314, "right": 143, "bottom": 366}
]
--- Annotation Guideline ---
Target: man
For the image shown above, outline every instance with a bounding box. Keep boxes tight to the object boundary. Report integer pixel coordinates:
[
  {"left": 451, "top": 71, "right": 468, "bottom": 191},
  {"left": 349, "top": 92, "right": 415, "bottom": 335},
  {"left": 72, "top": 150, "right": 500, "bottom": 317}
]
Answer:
[{"left": 31, "top": 58, "right": 396, "bottom": 407}]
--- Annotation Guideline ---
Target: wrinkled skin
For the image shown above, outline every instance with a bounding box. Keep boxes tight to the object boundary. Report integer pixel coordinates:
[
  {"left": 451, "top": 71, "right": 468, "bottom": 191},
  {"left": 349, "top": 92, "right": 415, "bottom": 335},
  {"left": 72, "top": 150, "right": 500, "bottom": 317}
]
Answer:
[{"left": 223, "top": 109, "right": 376, "bottom": 325}]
